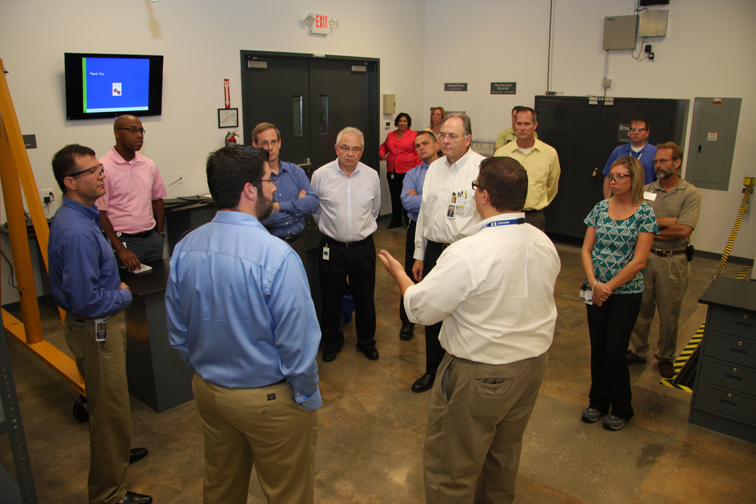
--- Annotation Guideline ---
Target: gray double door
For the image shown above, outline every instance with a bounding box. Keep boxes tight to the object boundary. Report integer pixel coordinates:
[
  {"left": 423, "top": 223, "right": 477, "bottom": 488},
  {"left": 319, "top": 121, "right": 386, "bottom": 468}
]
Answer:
[{"left": 240, "top": 51, "right": 379, "bottom": 181}]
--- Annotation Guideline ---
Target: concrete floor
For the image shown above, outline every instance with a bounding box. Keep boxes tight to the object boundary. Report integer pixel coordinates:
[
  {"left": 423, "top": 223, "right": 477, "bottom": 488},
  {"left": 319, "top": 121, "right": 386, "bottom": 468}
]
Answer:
[{"left": 2, "top": 221, "right": 756, "bottom": 503}]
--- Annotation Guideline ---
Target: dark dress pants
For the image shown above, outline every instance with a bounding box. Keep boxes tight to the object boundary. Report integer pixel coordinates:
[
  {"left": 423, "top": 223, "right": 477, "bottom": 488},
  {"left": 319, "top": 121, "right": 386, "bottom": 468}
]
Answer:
[
  {"left": 422, "top": 240, "right": 447, "bottom": 375},
  {"left": 387, "top": 172, "right": 407, "bottom": 226},
  {"left": 585, "top": 292, "right": 643, "bottom": 421},
  {"left": 399, "top": 219, "right": 417, "bottom": 326},
  {"left": 318, "top": 234, "right": 376, "bottom": 350}
]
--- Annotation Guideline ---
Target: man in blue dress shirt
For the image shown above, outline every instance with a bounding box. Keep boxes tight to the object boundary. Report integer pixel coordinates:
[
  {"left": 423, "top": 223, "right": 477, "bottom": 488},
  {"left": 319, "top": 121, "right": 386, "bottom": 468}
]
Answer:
[
  {"left": 166, "top": 145, "right": 321, "bottom": 504},
  {"left": 254, "top": 122, "right": 319, "bottom": 273},
  {"left": 397, "top": 131, "right": 439, "bottom": 341},
  {"left": 602, "top": 118, "right": 657, "bottom": 199},
  {"left": 48, "top": 144, "right": 151, "bottom": 504}
]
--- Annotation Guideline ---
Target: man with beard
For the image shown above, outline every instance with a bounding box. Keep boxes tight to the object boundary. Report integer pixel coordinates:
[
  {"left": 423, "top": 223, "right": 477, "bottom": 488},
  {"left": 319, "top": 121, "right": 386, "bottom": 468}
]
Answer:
[
  {"left": 166, "top": 146, "right": 321, "bottom": 503},
  {"left": 627, "top": 142, "right": 701, "bottom": 378},
  {"left": 97, "top": 115, "right": 168, "bottom": 270}
]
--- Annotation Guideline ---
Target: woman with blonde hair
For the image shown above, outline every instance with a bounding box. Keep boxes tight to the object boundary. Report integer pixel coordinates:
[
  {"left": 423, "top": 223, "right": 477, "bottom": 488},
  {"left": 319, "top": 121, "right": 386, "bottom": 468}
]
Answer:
[
  {"left": 425, "top": 107, "right": 445, "bottom": 138},
  {"left": 580, "top": 156, "right": 657, "bottom": 431}
]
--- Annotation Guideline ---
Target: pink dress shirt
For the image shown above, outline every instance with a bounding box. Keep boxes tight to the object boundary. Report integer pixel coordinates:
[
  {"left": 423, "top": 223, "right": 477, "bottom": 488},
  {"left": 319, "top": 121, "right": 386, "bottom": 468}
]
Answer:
[
  {"left": 95, "top": 147, "right": 168, "bottom": 234},
  {"left": 379, "top": 129, "right": 421, "bottom": 174}
]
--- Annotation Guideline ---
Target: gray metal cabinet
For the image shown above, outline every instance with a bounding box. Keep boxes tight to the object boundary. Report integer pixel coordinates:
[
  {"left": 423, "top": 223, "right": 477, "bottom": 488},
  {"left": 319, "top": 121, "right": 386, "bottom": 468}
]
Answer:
[{"left": 690, "top": 276, "right": 756, "bottom": 444}]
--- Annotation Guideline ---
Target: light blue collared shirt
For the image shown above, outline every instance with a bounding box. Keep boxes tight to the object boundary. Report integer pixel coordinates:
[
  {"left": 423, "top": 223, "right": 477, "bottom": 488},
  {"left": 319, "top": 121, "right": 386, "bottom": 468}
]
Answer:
[
  {"left": 259, "top": 160, "right": 319, "bottom": 238},
  {"left": 166, "top": 211, "right": 322, "bottom": 410},
  {"left": 401, "top": 162, "right": 430, "bottom": 222}
]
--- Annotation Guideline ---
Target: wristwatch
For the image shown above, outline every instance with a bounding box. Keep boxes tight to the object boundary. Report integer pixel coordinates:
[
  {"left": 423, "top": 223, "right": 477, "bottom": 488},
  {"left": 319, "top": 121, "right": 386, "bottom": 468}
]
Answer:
[{"left": 158, "top": 231, "right": 166, "bottom": 238}]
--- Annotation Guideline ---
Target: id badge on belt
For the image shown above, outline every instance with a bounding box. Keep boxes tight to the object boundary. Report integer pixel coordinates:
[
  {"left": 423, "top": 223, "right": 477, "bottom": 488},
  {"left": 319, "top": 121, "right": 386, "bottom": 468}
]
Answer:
[{"left": 95, "top": 318, "right": 107, "bottom": 342}]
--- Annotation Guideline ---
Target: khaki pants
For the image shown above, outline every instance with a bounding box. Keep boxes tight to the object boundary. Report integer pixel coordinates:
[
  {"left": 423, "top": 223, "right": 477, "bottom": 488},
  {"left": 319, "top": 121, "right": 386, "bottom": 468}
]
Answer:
[
  {"left": 192, "top": 374, "right": 318, "bottom": 504},
  {"left": 64, "top": 311, "right": 131, "bottom": 504},
  {"left": 424, "top": 352, "right": 548, "bottom": 504},
  {"left": 630, "top": 253, "right": 690, "bottom": 362}
]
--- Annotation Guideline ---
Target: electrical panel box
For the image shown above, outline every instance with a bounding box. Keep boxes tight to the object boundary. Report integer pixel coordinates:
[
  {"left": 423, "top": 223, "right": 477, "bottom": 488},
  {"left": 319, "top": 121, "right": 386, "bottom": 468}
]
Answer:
[
  {"left": 685, "top": 97, "right": 742, "bottom": 191},
  {"left": 383, "top": 94, "right": 396, "bottom": 114},
  {"left": 639, "top": 9, "right": 668, "bottom": 37},
  {"left": 603, "top": 15, "right": 638, "bottom": 50}
]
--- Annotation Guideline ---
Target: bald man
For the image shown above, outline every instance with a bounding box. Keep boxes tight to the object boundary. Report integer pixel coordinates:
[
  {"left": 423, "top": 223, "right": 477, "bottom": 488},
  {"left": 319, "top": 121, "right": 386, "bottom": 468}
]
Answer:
[{"left": 97, "top": 115, "right": 168, "bottom": 270}]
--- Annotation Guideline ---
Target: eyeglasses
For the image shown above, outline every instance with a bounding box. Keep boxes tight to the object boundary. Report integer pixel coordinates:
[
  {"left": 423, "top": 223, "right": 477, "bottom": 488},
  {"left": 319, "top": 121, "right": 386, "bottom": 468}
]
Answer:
[
  {"left": 117, "top": 127, "right": 146, "bottom": 135},
  {"left": 471, "top": 180, "right": 484, "bottom": 191},
  {"left": 337, "top": 145, "right": 363, "bottom": 154},
  {"left": 629, "top": 128, "right": 647, "bottom": 133},
  {"left": 654, "top": 158, "right": 673, "bottom": 165},
  {"left": 608, "top": 173, "right": 631, "bottom": 182},
  {"left": 438, "top": 133, "right": 465, "bottom": 141},
  {"left": 68, "top": 164, "right": 104, "bottom": 178},
  {"left": 254, "top": 176, "right": 278, "bottom": 184}
]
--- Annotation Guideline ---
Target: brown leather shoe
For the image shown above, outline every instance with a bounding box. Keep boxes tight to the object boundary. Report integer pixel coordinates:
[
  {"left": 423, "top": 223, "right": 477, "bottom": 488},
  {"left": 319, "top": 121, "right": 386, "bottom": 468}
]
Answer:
[
  {"left": 658, "top": 361, "right": 675, "bottom": 378},
  {"left": 626, "top": 350, "right": 646, "bottom": 364}
]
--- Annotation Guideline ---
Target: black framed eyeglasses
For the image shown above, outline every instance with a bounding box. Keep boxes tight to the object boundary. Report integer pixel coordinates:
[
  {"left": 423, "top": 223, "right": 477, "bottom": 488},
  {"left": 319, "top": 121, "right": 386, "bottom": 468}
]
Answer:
[
  {"left": 68, "top": 164, "right": 104, "bottom": 178},
  {"left": 253, "top": 176, "right": 278, "bottom": 184},
  {"left": 117, "top": 127, "right": 146, "bottom": 134},
  {"left": 471, "top": 180, "right": 484, "bottom": 191}
]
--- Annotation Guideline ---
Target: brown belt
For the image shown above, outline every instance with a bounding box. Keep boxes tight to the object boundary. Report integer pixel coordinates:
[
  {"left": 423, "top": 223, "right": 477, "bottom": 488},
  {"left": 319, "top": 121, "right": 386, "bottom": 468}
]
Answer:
[{"left": 651, "top": 248, "right": 686, "bottom": 257}]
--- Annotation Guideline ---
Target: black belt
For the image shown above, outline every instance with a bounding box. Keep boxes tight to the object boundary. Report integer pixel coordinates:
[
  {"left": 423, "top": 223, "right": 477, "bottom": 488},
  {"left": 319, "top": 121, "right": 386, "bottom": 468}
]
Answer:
[
  {"left": 525, "top": 209, "right": 543, "bottom": 214},
  {"left": 651, "top": 248, "right": 686, "bottom": 257},
  {"left": 325, "top": 235, "right": 371, "bottom": 248},
  {"left": 428, "top": 240, "right": 450, "bottom": 251},
  {"left": 119, "top": 229, "right": 155, "bottom": 239},
  {"left": 279, "top": 234, "right": 300, "bottom": 243}
]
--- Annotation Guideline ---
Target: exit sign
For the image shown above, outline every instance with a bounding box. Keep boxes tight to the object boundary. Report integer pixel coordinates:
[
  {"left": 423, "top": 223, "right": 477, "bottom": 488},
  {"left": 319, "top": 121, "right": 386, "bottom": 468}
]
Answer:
[{"left": 310, "top": 13, "right": 331, "bottom": 35}]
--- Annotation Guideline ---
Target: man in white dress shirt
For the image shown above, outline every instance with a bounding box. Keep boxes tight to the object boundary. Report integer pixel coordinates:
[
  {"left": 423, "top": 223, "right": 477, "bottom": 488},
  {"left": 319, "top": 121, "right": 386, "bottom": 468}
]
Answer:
[
  {"left": 379, "top": 156, "right": 560, "bottom": 504},
  {"left": 311, "top": 127, "right": 381, "bottom": 362},
  {"left": 410, "top": 113, "right": 486, "bottom": 393}
]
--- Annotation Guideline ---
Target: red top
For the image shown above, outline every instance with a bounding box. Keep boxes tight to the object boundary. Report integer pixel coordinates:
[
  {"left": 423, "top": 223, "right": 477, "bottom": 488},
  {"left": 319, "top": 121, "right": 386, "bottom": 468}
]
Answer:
[{"left": 379, "top": 129, "right": 421, "bottom": 174}]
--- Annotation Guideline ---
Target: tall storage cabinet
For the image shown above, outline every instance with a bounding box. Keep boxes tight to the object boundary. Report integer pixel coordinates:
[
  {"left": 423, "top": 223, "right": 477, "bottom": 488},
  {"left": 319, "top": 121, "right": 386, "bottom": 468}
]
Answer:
[{"left": 690, "top": 276, "right": 756, "bottom": 444}]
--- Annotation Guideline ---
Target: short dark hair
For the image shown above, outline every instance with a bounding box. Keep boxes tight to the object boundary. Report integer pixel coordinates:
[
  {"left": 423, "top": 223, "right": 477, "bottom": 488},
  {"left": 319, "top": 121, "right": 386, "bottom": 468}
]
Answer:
[
  {"left": 52, "top": 144, "right": 96, "bottom": 193},
  {"left": 252, "top": 122, "right": 281, "bottom": 143},
  {"left": 394, "top": 112, "right": 412, "bottom": 128},
  {"left": 516, "top": 107, "right": 537, "bottom": 122},
  {"left": 630, "top": 118, "right": 650, "bottom": 131},
  {"left": 206, "top": 145, "right": 266, "bottom": 210},
  {"left": 414, "top": 130, "right": 437, "bottom": 143},
  {"left": 655, "top": 141, "right": 683, "bottom": 164},
  {"left": 477, "top": 157, "right": 528, "bottom": 212}
]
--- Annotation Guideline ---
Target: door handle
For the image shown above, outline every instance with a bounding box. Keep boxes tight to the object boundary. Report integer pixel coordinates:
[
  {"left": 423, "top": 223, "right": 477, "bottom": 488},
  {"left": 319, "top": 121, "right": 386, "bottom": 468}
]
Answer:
[{"left": 698, "top": 145, "right": 702, "bottom": 153}]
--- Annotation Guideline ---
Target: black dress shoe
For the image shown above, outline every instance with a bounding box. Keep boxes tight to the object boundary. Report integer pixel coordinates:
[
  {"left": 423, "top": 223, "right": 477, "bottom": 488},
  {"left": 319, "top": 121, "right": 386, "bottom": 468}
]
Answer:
[
  {"left": 118, "top": 491, "right": 152, "bottom": 504},
  {"left": 387, "top": 222, "right": 400, "bottom": 229},
  {"left": 129, "top": 447, "right": 148, "bottom": 465},
  {"left": 412, "top": 373, "right": 435, "bottom": 393},
  {"left": 322, "top": 346, "right": 341, "bottom": 362},
  {"left": 357, "top": 344, "right": 379, "bottom": 360},
  {"left": 399, "top": 323, "right": 415, "bottom": 341}
]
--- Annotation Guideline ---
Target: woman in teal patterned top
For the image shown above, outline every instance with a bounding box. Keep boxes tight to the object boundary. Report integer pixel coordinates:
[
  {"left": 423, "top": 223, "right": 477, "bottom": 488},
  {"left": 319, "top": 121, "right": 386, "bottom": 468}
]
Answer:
[{"left": 580, "top": 156, "right": 657, "bottom": 431}]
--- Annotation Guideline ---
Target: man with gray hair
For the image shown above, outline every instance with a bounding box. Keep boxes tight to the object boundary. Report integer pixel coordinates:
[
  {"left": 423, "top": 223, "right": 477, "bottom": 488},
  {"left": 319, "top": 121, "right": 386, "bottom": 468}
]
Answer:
[
  {"left": 410, "top": 113, "right": 486, "bottom": 393},
  {"left": 311, "top": 127, "right": 381, "bottom": 362}
]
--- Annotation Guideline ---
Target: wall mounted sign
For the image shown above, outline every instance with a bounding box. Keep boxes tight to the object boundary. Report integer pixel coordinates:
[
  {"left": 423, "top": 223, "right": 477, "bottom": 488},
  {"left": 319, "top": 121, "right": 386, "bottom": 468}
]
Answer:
[
  {"left": 490, "top": 82, "right": 516, "bottom": 94},
  {"left": 444, "top": 83, "right": 467, "bottom": 92}
]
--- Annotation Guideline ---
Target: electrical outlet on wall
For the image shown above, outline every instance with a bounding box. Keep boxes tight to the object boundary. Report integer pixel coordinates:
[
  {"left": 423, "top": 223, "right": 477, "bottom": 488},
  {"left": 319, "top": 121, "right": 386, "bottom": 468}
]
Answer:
[{"left": 40, "top": 188, "right": 54, "bottom": 204}]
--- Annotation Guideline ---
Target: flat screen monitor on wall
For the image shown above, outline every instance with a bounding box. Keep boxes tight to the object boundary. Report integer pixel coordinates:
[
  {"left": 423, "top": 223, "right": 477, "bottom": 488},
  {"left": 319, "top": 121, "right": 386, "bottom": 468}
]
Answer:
[{"left": 64, "top": 53, "right": 164, "bottom": 120}]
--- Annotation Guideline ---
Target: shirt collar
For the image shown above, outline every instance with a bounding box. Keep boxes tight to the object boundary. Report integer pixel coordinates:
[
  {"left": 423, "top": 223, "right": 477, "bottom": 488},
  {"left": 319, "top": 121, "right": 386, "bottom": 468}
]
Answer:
[
  {"left": 445, "top": 148, "right": 475, "bottom": 168},
  {"left": 62, "top": 195, "right": 101, "bottom": 221},
  {"left": 475, "top": 212, "right": 526, "bottom": 232},
  {"left": 212, "top": 210, "right": 266, "bottom": 229},
  {"left": 108, "top": 146, "right": 142, "bottom": 165}
]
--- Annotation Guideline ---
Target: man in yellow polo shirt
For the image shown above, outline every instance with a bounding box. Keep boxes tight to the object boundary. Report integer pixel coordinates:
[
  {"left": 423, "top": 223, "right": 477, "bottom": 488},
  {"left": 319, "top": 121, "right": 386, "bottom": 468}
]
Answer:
[{"left": 494, "top": 107, "right": 560, "bottom": 231}]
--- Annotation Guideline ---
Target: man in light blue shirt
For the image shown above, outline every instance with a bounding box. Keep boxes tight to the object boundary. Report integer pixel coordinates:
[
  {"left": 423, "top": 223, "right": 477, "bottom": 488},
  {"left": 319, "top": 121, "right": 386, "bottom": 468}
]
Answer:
[
  {"left": 166, "top": 145, "right": 321, "bottom": 504},
  {"left": 254, "top": 122, "right": 319, "bottom": 273},
  {"left": 397, "top": 130, "right": 438, "bottom": 341},
  {"left": 602, "top": 118, "right": 657, "bottom": 199}
]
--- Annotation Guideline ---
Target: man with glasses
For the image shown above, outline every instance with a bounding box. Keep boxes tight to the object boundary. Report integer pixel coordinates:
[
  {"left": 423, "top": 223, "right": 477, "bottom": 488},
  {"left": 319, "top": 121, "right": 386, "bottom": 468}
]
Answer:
[
  {"left": 410, "top": 113, "right": 485, "bottom": 392},
  {"left": 493, "top": 107, "right": 560, "bottom": 231},
  {"left": 379, "top": 157, "right": 560, "bottom": 503},
  {"left": 602, "top": 118, "right": 657, "bottom": 199},
  {"left": 628, "top": 142, "right": 701, "bottom": 378},
  {"left": 96, "top": 115, "right": 168, "bottom": 271},
  {"left": 253, "top": 122, "right": 319, "bottom": 273},
  {"left": 311, "top": 127, "right": 381, "bottom": 362},
  {"left": 166, "top": 146, "right": 321, "bottom": 504},
  {"left": 48, "top": 144, "right": 152, "bottom": 504}
]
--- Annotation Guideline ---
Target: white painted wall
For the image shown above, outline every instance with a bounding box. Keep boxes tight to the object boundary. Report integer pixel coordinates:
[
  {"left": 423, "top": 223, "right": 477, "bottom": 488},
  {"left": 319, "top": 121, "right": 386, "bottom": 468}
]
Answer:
[
  {"left": 425, "top": 0, "right": 756, "bottom": 260},
  {"left": 0, "top": 0, "right": 426, "bottom": 304}
]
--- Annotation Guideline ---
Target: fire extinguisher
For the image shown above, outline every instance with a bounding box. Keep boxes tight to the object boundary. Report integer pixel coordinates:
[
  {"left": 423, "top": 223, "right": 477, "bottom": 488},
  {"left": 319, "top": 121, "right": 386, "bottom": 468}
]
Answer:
[{"left": 225, "top": 130, "right": 239, "bottom": 146}]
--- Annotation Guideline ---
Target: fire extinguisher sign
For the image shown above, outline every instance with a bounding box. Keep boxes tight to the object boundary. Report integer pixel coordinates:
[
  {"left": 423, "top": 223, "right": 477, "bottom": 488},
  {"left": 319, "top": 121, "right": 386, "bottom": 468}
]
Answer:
[{"left": 224, "top": 79, "right": 230, "bottom": 109}]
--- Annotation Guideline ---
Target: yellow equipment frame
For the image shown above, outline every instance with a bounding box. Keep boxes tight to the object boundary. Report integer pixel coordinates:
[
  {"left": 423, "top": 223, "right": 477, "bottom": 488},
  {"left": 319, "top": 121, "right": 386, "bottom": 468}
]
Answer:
[{"left": 0, "top": 57, "right": 85, "bottom": 395}]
